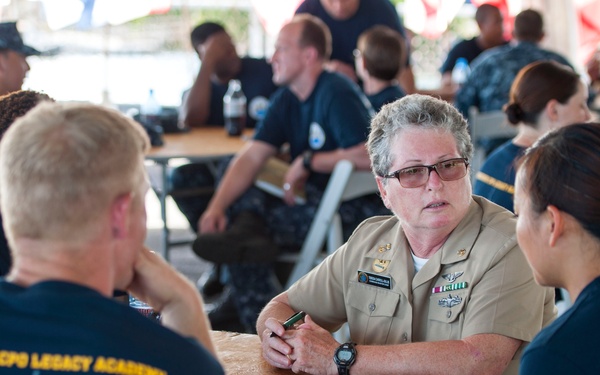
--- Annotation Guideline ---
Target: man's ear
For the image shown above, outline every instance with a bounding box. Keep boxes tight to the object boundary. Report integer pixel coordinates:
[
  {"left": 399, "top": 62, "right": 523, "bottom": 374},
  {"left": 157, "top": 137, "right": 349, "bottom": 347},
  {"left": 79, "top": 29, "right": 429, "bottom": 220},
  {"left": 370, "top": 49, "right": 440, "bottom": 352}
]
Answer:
[
  {"left": 376, "top": 177, "right": 392, "bottom": 210},
  {"left": 360, "top": 55, "right": 367, "bottom": 70},
  {"left": 303, "top": 45, "right": 318, "bottom": 64},
  {"left": 111, "top": 193, "right": 133, "bottom": 239},
  {"left": 546, "top": 205, "right": 565, "bottom": 247}
]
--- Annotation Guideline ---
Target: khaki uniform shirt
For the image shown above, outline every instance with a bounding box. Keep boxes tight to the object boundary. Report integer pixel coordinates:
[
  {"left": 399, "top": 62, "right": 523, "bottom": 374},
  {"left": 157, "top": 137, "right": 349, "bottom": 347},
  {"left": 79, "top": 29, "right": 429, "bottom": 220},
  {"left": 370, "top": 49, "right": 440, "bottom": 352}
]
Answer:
[{"left": 288, "top": 196, "right": 556, "bottom": 375}]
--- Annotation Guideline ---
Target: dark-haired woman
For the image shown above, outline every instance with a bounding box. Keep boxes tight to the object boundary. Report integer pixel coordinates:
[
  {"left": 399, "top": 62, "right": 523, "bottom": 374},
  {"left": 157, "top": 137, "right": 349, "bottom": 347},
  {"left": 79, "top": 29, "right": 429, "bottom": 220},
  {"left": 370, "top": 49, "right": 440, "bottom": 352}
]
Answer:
[
  {"left": 473, "top": 61, "right": 591, "bottom": 212},
  {"left": 516, "top": 123, "right": 600, "bottom": 374}
]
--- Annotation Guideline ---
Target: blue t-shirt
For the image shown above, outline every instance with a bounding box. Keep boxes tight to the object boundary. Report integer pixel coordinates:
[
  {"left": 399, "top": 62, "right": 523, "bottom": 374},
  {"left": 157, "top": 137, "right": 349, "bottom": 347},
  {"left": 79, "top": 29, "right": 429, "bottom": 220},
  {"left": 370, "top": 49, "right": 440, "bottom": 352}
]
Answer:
[
  {"left": 520, "top": 277, "right": 600, "bottom": 375},
  {"left": 0, "top": 280, "right": 224, "bottom": 375},
  {"left": 255, "top": 71, "right": 373, "bottom": 189},
  {"left": 473, "top": 140, "right": 523, "bottom": 212},
  {"left": 367, "top": 84, "right": 405, "bottom": 113},
  {"left": 295, "top": 0, "right": 408, "bottom": 68},
  {"left": 441, "top": 38, "right": 508, "bottom": 74},
  {"left": 206, "top": 57, "right": 277, "bottom": 128}
]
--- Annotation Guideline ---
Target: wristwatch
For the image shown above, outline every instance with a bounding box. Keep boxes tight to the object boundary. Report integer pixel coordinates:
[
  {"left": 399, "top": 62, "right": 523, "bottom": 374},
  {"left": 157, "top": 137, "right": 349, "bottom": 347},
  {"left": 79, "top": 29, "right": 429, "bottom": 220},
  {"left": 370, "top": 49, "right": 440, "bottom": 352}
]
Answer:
[
  {"left": 333, "top": 342, "right": 356, "bottom": 375},
  {"left": 302, "top": 150, "right": 313, "bottom": 171}
]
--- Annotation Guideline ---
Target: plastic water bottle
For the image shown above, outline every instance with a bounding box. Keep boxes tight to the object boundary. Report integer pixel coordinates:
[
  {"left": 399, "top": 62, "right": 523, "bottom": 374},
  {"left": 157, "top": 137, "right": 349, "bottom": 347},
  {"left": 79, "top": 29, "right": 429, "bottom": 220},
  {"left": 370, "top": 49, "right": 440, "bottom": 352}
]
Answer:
[
  {"left": 223, "top": 79, "right": 247, "bottom": 136},
  {"left": 140, "top": 88, "right": 162, "bottom": 127},
  {"left": 452, "top": 57, "right": 471, "bottom": 87}
]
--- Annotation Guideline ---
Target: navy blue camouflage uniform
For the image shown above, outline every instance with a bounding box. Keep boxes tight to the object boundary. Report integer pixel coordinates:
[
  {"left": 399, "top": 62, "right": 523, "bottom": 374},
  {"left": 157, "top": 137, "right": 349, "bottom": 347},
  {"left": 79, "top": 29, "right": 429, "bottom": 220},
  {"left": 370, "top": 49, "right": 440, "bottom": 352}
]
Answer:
[
  {"left": 454, "top": 41, "right": 572, "bottom": 117},
  {"left": 454, "top": 41, "right": 572, "bottom": 154},
  {"left": 170, "top": 57, "right": 278, "bottom": 231}
]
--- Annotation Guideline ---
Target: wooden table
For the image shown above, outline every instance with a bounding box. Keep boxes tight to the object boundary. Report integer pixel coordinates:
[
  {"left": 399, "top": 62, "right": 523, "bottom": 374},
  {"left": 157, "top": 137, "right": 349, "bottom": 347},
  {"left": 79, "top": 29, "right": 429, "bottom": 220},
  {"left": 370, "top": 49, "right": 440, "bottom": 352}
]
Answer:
[
  {"left": 147, "top": 128, "right": 252, "bottom": 163},
  {"left": 146, "top": 128, "right": 253, "bottom": 259},
  {"left": 211, "top": 331, "right": 295, "bottom": 374}
]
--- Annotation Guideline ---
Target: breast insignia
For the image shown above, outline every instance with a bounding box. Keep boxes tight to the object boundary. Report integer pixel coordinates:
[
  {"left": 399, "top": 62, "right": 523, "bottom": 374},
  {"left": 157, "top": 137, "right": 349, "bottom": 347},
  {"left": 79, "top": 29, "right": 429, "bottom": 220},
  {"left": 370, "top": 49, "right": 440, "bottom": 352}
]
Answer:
[
  {"left": 438, "top": 294, "right": 462, "bottom": 308},
  {"left": 372, "top": 259, "right": 390, "bottom": 273},
  {"left": 442, "top": 271, "right": 464, "bottom": 283}
]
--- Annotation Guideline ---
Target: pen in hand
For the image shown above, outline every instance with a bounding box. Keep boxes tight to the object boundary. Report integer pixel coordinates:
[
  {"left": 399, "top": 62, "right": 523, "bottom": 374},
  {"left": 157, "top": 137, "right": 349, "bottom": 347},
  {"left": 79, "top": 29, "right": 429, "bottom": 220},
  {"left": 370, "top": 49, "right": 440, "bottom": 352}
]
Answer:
[{"left": 270, "top": 311, "right": 306, "bottom": 337}]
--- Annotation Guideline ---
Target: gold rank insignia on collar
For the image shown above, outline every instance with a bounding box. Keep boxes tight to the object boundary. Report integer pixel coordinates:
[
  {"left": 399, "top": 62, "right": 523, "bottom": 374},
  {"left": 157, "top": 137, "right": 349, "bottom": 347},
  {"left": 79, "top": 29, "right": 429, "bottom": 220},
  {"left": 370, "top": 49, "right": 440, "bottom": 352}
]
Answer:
[
  {"left": 457, "top": 249, "right": 466, "bottom": 256},
  {"left": 377, "top": 243, "right": 392, "bottom": 253}
]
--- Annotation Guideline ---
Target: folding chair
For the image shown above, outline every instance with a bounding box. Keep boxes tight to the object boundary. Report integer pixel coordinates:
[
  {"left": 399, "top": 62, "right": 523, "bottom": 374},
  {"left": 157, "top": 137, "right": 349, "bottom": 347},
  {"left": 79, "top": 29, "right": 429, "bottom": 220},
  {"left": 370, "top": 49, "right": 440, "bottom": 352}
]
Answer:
[
  {"left": 269, "top": 160, "right": 379, "bottom": 289},
  {"left": 468, "top": 107, "right": 517, "bottom": 186}
]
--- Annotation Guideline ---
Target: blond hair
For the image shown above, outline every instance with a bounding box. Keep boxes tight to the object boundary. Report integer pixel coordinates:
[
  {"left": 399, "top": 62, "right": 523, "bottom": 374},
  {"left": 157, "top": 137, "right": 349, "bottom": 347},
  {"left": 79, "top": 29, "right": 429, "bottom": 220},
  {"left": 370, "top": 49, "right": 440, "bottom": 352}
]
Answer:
[{"left": 0, "top": 102, "right": 150, "bottom": 243}]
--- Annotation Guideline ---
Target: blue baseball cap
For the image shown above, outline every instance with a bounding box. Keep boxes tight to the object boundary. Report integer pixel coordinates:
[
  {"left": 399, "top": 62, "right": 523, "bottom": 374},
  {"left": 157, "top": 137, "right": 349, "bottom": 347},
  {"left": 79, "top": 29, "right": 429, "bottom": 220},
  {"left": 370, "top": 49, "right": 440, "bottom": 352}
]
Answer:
[{"left": 0, "top": 22, "right": 40, "bottom": 56}]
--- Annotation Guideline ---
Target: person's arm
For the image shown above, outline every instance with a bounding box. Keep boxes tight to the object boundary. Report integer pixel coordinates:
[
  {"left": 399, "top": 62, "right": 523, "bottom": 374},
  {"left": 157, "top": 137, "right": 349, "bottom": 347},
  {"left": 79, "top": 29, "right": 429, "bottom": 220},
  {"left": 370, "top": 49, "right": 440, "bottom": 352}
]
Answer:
[
  {"left": 310, "top": 142, "right": 370, "bottom": 172},
  {"left": 199, "top": 140, "right": 276, "bottom": 233},
  {"left": 258, "top": 292, "right": 520, "bottom": 375},
  {"left": 280, "top": 143, "right": 369, "bottom": 206},
  {"left": 257, "top": 292, "right": 297, "bottom": 340},
  {"left": 290, "top": 331, "right": 520, "bottom": 375},
  {"left": 128, "top": 247, "right": 217, "bottom": 356},
  {"left": 179, "top": 34, "right": 231, "bottom": 128}
]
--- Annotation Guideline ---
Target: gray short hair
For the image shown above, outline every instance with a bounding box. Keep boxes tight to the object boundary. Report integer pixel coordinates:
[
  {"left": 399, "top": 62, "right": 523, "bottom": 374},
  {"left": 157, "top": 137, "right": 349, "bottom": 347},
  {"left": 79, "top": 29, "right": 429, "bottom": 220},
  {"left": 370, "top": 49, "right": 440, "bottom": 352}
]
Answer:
[
  {"left": 0, "top": 102, "right": 150, "bottom": 243},
  {"left": 367, "top": 94, "right": 473, "bottom": 177}
]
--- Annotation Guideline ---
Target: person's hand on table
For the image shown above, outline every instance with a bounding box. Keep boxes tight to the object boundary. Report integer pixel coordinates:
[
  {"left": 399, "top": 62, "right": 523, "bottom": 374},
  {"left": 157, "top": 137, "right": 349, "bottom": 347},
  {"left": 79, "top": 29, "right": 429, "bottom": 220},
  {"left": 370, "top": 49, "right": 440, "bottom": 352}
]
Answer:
[
  {"left": 261, "top": 316, "right": 295, "bottom": 370},
  {"left": 324, "top": 60, "right": 358, "bottom": 82},
  {"left": 199, "top": 206, "right": 228, "bottom": 233},
  {"left": 262, "top": 314, "right": 339, "bottom": 375},
  {"left": 282, "top": 156, "right": 309, "bottom": 206}
]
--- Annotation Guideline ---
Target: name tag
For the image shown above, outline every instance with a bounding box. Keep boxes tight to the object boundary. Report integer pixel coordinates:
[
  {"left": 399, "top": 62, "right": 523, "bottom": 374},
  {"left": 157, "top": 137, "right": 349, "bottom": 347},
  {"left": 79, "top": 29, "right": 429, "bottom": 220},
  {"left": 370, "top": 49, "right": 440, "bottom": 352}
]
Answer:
[{"left": 357, "top": 270, "right": 391, "bottom": 290}]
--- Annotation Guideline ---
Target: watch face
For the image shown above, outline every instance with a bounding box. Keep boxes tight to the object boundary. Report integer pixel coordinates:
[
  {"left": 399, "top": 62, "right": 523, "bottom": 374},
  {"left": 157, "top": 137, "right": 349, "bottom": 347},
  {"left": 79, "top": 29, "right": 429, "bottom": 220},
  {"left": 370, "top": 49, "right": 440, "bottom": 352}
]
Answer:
[{"left": 338, "top": 350, "right": 353, "bottom": 361}]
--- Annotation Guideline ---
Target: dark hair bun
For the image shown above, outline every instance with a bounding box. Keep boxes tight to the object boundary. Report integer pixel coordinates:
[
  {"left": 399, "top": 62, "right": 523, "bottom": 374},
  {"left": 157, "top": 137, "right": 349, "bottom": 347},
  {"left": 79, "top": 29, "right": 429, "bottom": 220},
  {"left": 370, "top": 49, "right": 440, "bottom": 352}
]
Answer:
[{"left": 505, "top": 103, "right": 524, "bottom": 124}]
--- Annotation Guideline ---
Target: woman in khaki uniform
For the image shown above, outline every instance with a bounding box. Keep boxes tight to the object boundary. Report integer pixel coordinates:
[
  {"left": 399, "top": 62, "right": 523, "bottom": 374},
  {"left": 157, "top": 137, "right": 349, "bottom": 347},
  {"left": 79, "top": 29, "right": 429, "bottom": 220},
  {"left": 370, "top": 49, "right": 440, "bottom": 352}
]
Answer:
[{"left": 257, "top": 94, "right": 556, "bottom": 375}]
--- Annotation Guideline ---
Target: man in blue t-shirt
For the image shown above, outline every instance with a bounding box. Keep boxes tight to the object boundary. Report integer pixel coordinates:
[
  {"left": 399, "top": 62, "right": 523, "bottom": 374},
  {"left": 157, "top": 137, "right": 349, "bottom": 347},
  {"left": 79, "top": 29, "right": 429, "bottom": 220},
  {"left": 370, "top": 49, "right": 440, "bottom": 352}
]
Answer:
[
  {"left": 295, "top": 0, "right": 416, "bottom": 94},
  {"left": 193, "top": 14, "right": 388, "bottom": 333},
  {"left": 0, "top": 102, "right": 223, "bottom": 374},
  {"left": 171, "top": 23, "right": 279, "bottom": 299},
  {"left": 179, "top": 22, "right": 277, "bottom": 129}
]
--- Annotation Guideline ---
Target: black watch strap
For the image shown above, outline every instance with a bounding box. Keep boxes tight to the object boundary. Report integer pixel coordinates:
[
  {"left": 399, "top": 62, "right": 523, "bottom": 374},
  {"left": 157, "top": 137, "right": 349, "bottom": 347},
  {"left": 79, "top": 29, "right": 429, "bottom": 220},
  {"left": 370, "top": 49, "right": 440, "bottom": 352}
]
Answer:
[{"left": 302, "top": 150, "right": 313, "bottom": 171}]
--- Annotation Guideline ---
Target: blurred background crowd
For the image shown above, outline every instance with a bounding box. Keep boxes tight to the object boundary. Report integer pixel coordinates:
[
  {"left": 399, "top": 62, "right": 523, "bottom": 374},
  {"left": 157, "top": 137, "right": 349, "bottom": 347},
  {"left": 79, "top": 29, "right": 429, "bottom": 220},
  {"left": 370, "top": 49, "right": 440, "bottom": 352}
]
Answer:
[{"left": 2, "top": 0, "right": 600, "bottom": 109}]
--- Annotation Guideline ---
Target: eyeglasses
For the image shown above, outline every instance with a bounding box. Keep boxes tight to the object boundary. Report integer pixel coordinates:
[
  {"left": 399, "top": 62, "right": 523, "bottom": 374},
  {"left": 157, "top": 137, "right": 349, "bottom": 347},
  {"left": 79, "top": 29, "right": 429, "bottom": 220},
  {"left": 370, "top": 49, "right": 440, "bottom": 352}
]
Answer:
[{"left": 381, "top": 158, "right": 469, "bottom": 188}]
